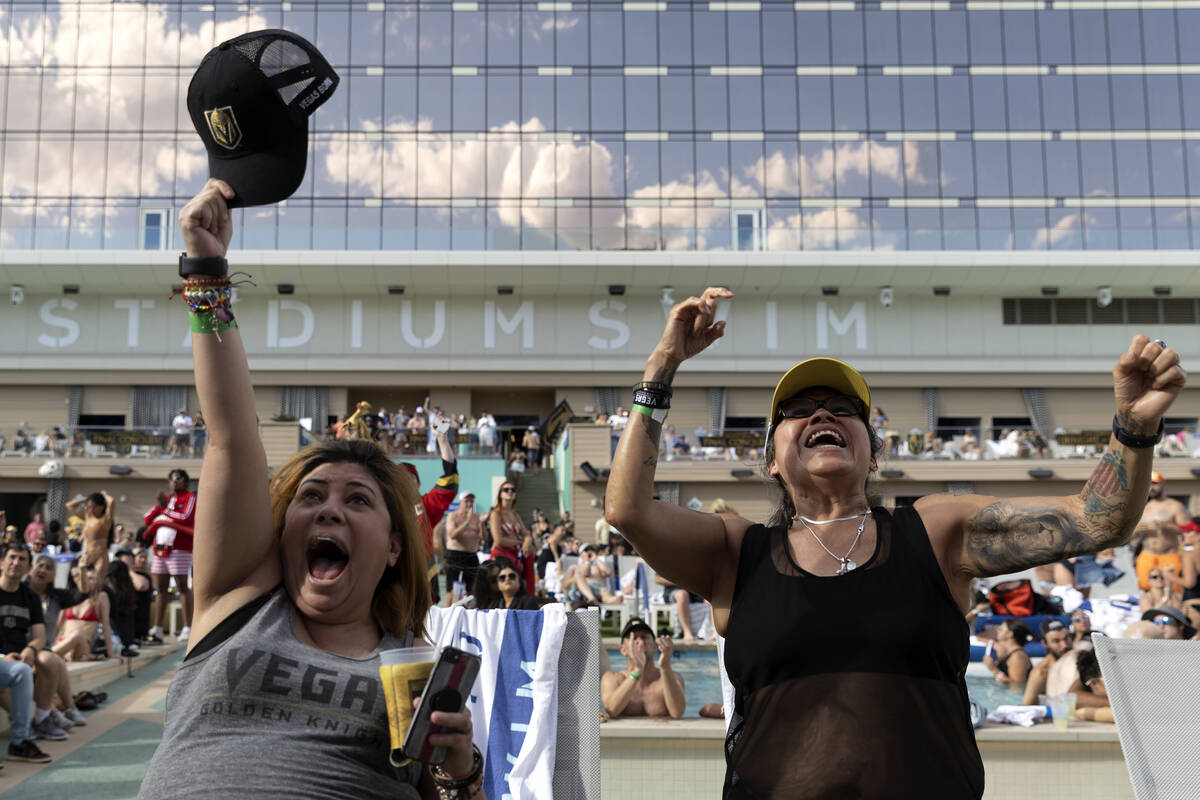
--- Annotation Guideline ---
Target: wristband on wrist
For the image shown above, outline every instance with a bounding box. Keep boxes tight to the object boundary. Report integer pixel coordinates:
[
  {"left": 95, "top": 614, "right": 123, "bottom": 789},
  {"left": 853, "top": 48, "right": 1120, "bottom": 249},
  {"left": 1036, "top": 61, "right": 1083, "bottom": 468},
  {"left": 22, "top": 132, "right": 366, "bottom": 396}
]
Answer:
[
  {"left": 634, "top": 380, "right": 673, "bottom": 397},
  {"left": 1111, "top": 415, "right": 1163, "bottom": 449},
  {"left": 631, "top": 404, "right": 668, "bottom": 425},
  {"left": 179, "top": 279, "right": 238, "bottom": 339},
  {"left": 629, "top": 670, "right": 641, "bottom": 681},
  {"left": 178, "top": 253, "right": 229, "bottom": 279},
  {"left": 632, "top": 387, "right": 671, "bottom": 410}
]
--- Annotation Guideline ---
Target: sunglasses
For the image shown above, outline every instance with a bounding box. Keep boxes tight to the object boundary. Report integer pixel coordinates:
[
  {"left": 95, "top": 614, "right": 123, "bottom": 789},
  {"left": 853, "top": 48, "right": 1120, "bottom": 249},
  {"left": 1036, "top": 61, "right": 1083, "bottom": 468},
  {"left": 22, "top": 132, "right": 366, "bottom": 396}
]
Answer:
[
  {"left": 1150, "top": 573, "right": 1163, "bottom": 580},
  {"left": 497, "top": 573, "right": 519, "bottom": 582},
  {"left": 501, "top": 488, "right": 516, "bottom": 494},
  {"left": 1152, "top": 615, "right": 1177, "bottom": 626},
  {"left": 776, "top": 394, "right": 865, "bottom": 422}
]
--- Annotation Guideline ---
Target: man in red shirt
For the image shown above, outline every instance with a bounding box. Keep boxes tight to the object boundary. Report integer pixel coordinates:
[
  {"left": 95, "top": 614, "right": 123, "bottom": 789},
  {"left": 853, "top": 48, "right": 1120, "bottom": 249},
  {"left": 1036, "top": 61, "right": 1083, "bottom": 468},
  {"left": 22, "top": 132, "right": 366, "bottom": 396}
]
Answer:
[
  {"left": 141, "top": 469, "right": 196, "bottom": 644},
  {"left": 401, "top": 419, "right": 457, "bottom": 605}
]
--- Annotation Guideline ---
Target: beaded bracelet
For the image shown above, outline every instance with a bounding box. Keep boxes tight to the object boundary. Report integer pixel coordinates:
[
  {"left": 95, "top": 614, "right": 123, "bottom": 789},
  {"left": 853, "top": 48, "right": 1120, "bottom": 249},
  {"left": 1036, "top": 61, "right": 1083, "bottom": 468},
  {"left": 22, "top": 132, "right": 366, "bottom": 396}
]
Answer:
[
  {"left": 178, "top": 278, "right": 237, "bottom": 339},
  {"left": 430, "top": 746, "right": 484, "bottom": 800}
]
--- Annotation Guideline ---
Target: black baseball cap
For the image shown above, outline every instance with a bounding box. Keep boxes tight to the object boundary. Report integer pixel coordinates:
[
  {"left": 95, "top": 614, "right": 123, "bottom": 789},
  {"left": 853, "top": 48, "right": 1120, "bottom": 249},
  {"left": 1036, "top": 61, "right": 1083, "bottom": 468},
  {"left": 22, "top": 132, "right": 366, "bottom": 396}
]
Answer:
[
  {"left": 187, "top": 30, "right": 339, "bottom": 208},
  {"left": 621, "top": 617, "right": 654, "bottom": 641}
]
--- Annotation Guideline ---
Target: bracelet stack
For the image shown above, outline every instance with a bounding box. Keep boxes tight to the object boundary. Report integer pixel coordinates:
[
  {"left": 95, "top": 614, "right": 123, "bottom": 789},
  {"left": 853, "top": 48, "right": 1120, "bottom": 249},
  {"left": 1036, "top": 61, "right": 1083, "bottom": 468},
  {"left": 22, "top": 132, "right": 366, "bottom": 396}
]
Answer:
[
  {"left": 632, "top": 381, "right": 672, "bottom": 425},
  {"left": 430, "top": 745, "right": 485, "bottom": 800},
  {"left": 179, "top": 276, "right": 237, "bottom": 339}
]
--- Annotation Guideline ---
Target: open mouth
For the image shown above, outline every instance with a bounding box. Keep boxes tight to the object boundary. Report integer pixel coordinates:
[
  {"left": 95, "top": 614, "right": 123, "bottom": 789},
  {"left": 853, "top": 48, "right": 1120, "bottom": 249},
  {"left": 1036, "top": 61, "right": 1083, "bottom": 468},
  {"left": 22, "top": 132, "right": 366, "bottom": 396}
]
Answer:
[
  {"left": 804, "top": 428, "right": 846, "bottom": 449},
  {"left": 307, "top": 536, "right": 349, "bottom": 582}
]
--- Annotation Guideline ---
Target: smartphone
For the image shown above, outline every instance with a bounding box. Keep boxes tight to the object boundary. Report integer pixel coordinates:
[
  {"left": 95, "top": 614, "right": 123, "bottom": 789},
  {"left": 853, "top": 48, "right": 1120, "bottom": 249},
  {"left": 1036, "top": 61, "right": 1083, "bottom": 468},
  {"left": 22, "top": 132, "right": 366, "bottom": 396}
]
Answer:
[
  {"left": 436, "top": 418, "right": 451, "bottom": 435},
  {"left": 400, "top": 646, "right": 482, "bottom": 765}
]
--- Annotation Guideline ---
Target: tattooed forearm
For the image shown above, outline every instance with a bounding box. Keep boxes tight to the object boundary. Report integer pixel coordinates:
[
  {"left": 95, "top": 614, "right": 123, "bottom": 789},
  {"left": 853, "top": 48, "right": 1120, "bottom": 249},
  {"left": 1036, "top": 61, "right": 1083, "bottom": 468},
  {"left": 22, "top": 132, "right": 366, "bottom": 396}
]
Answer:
[
  {"left": 965, "top": 449, "right": 1135, "bottom": 577},
  {"left": 646, "top": 364, "right": 677, "bottom": 385},
  {"left": 636, "top": 413, "right": 662, "bottom": 463}
]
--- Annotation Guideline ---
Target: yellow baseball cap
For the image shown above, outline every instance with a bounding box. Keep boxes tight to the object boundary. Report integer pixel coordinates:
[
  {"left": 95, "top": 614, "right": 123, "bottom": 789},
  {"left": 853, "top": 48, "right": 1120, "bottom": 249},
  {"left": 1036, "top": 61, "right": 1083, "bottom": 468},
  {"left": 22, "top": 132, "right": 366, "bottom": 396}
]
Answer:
[{"left": 768, "top": 357, "right": 872, "bottom": 425}]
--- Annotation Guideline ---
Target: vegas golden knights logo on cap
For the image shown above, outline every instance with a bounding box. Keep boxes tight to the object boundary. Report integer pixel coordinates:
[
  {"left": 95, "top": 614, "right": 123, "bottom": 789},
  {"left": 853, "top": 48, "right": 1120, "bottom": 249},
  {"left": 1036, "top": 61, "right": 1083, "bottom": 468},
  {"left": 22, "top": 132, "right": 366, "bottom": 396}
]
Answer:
[{"left": 204, "top": 106, "right": 242, "bottom": 150}]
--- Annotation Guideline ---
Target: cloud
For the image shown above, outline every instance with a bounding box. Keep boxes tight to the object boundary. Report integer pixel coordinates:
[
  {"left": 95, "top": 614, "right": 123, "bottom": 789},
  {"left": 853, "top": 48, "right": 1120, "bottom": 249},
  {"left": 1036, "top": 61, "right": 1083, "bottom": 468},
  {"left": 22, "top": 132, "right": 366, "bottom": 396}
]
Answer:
[
  {"left": 541, "top": 15, "right": 581, "bottom": 33},
  {"left": 1030, "top": 212, "right": 1095, "bottom": 249}
]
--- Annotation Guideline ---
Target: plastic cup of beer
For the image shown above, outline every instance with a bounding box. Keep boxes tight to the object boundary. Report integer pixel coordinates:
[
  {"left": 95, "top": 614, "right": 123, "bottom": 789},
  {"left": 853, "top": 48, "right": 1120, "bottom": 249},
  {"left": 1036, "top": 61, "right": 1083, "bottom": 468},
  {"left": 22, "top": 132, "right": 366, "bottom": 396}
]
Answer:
[
  {"left": 380, "top": 645, "right": 437, "bottom": 765},
  {"left": 1040, "top": 693, "right": 1070, "bottom": 729}
]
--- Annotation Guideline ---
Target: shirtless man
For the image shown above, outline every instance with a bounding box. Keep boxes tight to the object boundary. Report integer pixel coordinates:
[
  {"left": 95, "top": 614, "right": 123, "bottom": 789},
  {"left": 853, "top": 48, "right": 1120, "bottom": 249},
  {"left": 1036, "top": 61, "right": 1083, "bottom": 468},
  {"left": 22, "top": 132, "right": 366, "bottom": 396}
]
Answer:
[
  {"left": 65, "top": 491, "right": 114, "bottom": 580},
  {"left": 1132, "top": 472, "right": 1191, "bottom": 551},
  {"left": 442, "top": 492, "right": 482, "bottom": 603},
  {"left": 601, "top": 618, "right": 684, "bottom": 719},
  {"left": 1021, "top": 619, "right": 1076, "bottom": 706}
]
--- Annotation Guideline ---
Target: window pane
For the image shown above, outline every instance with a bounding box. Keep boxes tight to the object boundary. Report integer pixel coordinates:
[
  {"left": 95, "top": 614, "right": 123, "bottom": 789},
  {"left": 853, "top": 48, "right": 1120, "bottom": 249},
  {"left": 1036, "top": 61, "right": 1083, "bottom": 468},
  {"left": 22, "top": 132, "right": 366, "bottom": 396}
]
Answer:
[
  {"left": 1107, "top": 11, "right": 1143, "bottom": 63},
  {"left": 315, "top": 8, "right": 350, "bottom": 66},
  {"left": 590, "top": 10, "right": 622, "bottom": 66},
  {"left": 1001, "top": 12, "right": 1037, "bottom": 64},
  {"left": 486, "top": 74, "right": 518, "bottom": 128},
  {"left": 522, "top": 76, "right": 554, "bottom": 131},
  {"left": 795, "top": 11, "right": 831, "bottom": 65},
  {"left": 624, "top": 10, "right": 657, "bottom": 66},
  {"left": 1149, "top": 140, "right": 1186, "bottom": 195},
  {"left": 419, "top": 75, "right": 451, "bottom": 130},
  {"left": 974, "top": 141, "right": 1010, "bottom": 196},
  {"left": 1010, "top": 142, "right": 1046, "bottom": 197},
  {"left": 968, "top": 12, "right": 1002, "bottom": 63},
  {"left": 591, "top": 76, "right": 623, "bottom": 132},
  {"left": 661, "top": 75, "right": 694, "bottom": 131},
  {"left": 555, "top": 11, "right": 589, "bottom": 67},
  {"left": 834, "top": 141, "right": 868, "bottom": 196},
  {"left": 901, "top": 77, "right": 936, "bottom": 130},
  {"left": 694, "top": 76, "right": 728, "bottom": 130},
  {"left": 763, "top": 11, "right": 795, "bottom": 66},
  {"left": 1078, "top": 141, "right": 1115, "bottom": 197},
  {"left": 937, "top": 76, "right": 970, "bottom": 131},
  {"left": 1143, "top": 11, "right": 1179, "bottom": 62},
  {"left": 1114, "top": 141, "right": 1150, "bottom": 196},
  {"left": 939, "top": 141, "right": 974, "bottom": 197},
  {"left": 420, "top": 11, "right": 452, "bottom": 66},
  {"left": 696, "top": 141, "right": 729, "bottom": 196},
  {"left": 385, "top": 75, "right": 417, "bottom": 129},
  {"left": 349, "top": 74, "right": 383, "bottom": 129},
  {"left": 352, "top": 9, "right": 385, "bottom": 66},
  {"left": 488, "top": 10, "right": 520, "bottom": 66},
  {"left": 693, "top": 11, "right": 727, "bottom": 66},
  {"left": 1042, "top": 76, "right": 1077, "bottom": 131},
  {"left": 557, "top": 76, "right": 589, "bottom": 132},
  {"left": 1145, "top": 76, "right": 1182, "bottom": 128},
  {"left": 625, "top": 76, "right": 660, "bottom": 130},
  {"left": 865, "top": 12, "right": 899, "bottom": 64},
  {"left": 660, "top": 10, "right": 693, "bottom": 65},
  {"left": 831, "top": 76, "right": 866, "bottom": 131},
  {"left": 830, "top": 11, "right": 864, "bottom": 65},
  {"left": 798, "top": 77, "right": 833, "bottom": 130},
  {"left": 453, "top": 76, "right": 484, "bottom": 131},
  {"left": 661, "top": 139, "right": 695, "bottom": 194},
  {"left": 1044, "top": 141, "right": 1080, "bottom": 197},
  {"left": 763, "top": 142, "right": 798, "bottom": 197},
  {"left": 764, "top": 75, "right": 797, "bottom": 131},
  {"left": 728, "top": 12, "right": 761, "bottom": 64},
  {"left": 729, "top": 76, "right": 762, "bottom": 130},
  {"left": 1111, "top": 76, "right": 1146, "bottom": 129},
  {"left": 523, "top": 11, "right": 556, "bottom": 65},
  {"left": 1006, "top": 76, "right": 1041, "bottom": 131},
  {"left": 904, "top": 142, "right": 938, "bottom": 197},
  {"left": 971, "top": 76, "right": 1006, "bottom": 129},
  {"left": 898, "top": 11, "right": 933, "bottom": 64},
  {"left": 453, "top": 10, "right": 486, "bottom": 66},
  {"left": 934, "top": 11, "right": 967, "bottom": 64}
]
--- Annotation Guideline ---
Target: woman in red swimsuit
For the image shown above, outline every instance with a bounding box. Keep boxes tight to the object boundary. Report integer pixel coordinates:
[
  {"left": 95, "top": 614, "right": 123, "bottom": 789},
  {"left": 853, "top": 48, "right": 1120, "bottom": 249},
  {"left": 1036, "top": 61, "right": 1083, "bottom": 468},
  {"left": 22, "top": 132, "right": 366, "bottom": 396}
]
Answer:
[
  {"left": 53, "top": 558, "right": 117, "bottom": 662},
  {"left": 489, "top": 482, "right": 536, "bottom": 595}
]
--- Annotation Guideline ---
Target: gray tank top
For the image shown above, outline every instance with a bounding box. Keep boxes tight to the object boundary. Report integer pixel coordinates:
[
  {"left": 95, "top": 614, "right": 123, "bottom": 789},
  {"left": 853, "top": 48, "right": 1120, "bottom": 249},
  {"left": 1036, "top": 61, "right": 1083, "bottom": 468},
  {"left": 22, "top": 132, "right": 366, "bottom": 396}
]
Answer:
[{"left": 139, "top": 587, "right": 421, "bottom": 799}]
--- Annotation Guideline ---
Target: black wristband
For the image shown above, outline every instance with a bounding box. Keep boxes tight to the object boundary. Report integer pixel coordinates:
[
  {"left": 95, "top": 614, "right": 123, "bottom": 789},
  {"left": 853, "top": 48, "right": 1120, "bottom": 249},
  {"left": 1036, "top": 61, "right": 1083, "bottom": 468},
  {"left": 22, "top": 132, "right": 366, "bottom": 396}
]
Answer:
[
  {"left": 1111, "top": 415, "right": 1163, "bottom": 449},
  {"left": 178, "top": 253, "right": 229, "bottom": 279},
  {"left": 633, "top": 388, "right": 671, "bottom": 410}
]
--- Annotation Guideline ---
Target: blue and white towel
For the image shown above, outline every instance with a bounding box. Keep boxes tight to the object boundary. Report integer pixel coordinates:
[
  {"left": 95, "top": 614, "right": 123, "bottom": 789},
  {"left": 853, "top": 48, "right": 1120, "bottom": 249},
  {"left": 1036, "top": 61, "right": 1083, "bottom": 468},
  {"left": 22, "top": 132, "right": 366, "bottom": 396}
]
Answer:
[{"left": 424, "top": 604, "right": 567, "bottom": 800}]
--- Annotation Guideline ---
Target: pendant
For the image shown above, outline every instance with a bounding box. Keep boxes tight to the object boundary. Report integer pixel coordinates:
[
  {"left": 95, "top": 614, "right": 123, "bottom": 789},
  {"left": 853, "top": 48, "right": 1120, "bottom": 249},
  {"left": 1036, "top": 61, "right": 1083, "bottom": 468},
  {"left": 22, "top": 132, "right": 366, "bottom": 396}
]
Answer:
[{"left": 837, "top": 558, "right": 858, "bottom": 576}]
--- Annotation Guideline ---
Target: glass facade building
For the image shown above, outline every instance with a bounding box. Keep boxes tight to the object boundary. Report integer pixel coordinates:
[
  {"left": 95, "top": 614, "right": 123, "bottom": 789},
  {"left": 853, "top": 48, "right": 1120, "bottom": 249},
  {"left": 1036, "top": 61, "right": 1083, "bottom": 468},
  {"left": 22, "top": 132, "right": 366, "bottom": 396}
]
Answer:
[{"left": 4, "top": 0, "right": 1200, "bottom": 252}]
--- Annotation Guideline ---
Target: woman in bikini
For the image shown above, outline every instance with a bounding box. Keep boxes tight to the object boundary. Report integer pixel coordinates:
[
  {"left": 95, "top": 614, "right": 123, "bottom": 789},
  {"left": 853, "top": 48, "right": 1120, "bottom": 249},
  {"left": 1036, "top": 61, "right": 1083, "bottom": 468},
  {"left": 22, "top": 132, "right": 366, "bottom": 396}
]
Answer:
[
  {"left": 488, "top": 482, "right": 536, "bottom": 595},
  {"left": 982, "top": 619, "right": 1034, "bottom": 685},
  {"left": 53, "top": 558, "right": 117, "bottom": 662}
]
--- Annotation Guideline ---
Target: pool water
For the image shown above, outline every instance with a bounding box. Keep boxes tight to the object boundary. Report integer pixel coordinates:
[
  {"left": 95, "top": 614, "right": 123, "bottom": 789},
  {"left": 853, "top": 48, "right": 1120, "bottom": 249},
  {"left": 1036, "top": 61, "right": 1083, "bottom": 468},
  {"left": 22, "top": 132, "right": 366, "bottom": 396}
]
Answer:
[{"left": 609, "top": 650, "right": 1026, "bottom": 717}]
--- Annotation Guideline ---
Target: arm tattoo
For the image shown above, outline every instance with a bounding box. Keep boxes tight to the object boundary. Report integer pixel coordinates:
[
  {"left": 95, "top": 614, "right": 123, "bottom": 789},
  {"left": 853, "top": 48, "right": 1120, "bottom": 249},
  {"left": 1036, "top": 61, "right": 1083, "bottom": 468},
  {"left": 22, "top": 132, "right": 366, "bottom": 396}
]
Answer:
[
  {"left": 637, "top": 413, "right": 662, "bottom": 465},
  {"left": 647, "top": 364, "right": 677, "bottom": 385},
  {"left": 965, "top": 449, "right": 1132, "bottom": 577}
]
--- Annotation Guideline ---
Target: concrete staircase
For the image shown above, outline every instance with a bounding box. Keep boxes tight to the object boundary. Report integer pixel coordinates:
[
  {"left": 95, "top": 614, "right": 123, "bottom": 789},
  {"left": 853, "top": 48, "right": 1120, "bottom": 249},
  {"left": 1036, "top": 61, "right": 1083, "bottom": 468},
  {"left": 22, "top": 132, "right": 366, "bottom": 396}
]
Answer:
[{"left": 513, "top": 466, "right": 560, "bottom": 522}]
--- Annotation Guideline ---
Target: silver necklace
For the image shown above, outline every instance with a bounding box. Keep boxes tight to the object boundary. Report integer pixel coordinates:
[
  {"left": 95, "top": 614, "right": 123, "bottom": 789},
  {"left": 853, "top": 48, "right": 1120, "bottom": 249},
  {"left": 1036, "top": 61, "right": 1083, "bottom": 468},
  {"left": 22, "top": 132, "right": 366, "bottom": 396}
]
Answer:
[
  {"left": 794, "top": 510, "right": 871, "bottom": 526},
  {"left": 796, "top": 512, "right": 869, "bottom": 576}
]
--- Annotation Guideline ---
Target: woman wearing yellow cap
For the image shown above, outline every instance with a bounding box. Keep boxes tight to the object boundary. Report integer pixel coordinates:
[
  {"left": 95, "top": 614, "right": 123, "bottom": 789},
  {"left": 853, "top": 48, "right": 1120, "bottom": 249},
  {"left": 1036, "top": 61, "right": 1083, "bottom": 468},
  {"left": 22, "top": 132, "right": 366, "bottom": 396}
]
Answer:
[{"left": 606, "top": 286, "right": 1186, "bottom": 799}]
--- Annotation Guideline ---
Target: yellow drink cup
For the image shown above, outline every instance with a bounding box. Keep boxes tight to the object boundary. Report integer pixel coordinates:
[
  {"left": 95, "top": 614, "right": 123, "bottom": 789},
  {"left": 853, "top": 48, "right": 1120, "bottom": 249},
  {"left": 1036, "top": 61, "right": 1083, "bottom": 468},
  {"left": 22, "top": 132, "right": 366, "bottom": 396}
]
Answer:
[{"left": 380, "top": 646, "right": 437, "bottom": 766}]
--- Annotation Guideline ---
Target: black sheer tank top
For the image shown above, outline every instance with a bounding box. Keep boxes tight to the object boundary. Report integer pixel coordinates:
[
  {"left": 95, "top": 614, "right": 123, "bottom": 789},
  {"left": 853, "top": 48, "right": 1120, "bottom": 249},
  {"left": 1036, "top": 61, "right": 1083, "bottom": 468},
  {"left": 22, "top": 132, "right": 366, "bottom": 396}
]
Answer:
[{"left": 722, "top": 507, "right": 984, "bottom": 799}]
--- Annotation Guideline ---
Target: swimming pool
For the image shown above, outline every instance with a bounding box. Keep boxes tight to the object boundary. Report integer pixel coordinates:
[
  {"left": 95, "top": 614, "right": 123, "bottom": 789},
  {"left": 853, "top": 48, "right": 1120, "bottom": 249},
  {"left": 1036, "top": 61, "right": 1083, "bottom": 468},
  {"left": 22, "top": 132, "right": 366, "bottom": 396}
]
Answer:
[{"left": 608, "top": 649, "right": 1026, "bottom": 718}]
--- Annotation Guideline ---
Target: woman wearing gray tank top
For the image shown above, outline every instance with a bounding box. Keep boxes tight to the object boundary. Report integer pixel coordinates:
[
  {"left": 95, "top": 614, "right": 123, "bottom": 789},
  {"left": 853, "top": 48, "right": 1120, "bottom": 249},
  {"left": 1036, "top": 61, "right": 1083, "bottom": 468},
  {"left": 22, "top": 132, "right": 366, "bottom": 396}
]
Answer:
[
  {"left": 140, "top": 178, "right": 484, "bottom": 800},
  {"left": 607, "top": 286, "right": 1185, "bottom": 799}
]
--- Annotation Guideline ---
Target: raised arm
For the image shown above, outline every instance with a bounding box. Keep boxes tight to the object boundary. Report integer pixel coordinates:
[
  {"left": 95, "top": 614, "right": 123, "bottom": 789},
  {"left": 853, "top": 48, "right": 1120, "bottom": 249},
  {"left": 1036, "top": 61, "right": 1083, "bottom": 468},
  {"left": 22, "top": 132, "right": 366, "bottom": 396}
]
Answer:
[
  {"left": 605, "top": 287, "right": 747, "bottom": 604},
  {"left": 919, "top": 336, "right": 1186, "bottom": 593},
  {"left": 178, "top": 179, "right": 279, "bottom": 625},
  {"left": 99, "top": 491, "right": 116, "bottom": 527}
]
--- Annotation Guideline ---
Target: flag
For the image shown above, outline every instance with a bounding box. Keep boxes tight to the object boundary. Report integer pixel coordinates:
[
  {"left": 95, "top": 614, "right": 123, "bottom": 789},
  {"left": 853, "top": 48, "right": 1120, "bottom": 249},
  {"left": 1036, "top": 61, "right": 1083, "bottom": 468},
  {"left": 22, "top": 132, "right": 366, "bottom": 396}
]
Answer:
[{"left": 424, "top": 604, "right": 567, "bottom": 800}]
